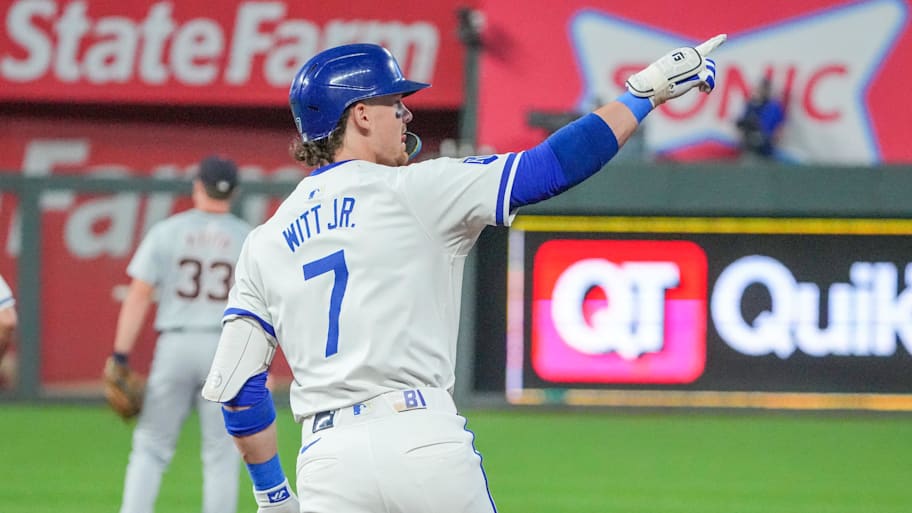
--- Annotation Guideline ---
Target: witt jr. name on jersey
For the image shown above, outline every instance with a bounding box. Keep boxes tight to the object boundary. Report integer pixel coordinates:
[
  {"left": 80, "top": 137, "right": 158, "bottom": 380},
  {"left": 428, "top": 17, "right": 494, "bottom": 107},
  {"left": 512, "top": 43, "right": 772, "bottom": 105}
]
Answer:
[{"left": 282, "top": 195, "right": 357, "bottom": 252}]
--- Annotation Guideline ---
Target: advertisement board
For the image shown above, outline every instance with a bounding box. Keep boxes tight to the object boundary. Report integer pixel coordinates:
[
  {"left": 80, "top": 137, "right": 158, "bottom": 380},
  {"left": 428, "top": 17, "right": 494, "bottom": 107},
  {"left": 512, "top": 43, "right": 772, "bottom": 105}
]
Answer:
[
  {"left": 506, "top": 216, "right": 912, "bottom": 410},
  {"left": 0, "top": 0, "right": 470, "bottom": 108},
  {"left": 0, "top": 117, "right": 304, "bottom": 390},
  {"left": 478, "top": 0, "right": 912, "bottom": 164},
  {"left": 0, "top": 104, "right": 460, "bottom": 391}
]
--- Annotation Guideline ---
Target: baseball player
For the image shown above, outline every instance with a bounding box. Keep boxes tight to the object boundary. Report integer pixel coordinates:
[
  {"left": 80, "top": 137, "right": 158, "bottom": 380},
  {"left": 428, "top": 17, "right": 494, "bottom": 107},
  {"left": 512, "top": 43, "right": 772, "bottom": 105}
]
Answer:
[
  {"left": 0, "top": 272, "right": 17, "bottom": 362},
  {"left": 202, "top": 37, "right": 725, "bottom": 513},
  {"left": 111, "top": 156, "right": 251, "bottom": 513}
]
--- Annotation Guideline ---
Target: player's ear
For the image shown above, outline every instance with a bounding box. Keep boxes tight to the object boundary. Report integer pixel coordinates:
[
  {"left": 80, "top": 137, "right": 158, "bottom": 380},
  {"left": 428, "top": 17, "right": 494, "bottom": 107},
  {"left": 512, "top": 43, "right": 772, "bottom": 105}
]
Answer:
[{"left": 349, "top": 102, "right": 372, "bottom": 131}]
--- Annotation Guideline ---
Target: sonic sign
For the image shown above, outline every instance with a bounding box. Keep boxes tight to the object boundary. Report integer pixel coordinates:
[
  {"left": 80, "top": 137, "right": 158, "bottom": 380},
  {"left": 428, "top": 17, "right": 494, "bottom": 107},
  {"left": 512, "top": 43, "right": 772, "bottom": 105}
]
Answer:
[
  {"left": 505, "top": 216, "right": 912, "bottom": 411},
  {"left": 478, "top": 0, "right": 912, "bottom": 164}
]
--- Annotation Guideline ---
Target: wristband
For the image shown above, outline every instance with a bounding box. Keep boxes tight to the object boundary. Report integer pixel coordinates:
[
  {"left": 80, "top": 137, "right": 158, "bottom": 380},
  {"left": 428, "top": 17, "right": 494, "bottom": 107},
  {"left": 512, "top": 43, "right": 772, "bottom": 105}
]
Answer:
[
  {"left": 617, "top": 91, "right": 654, "bottom": 123},
  {"left": 248, "top": 454, "right": 286, "bottom": 491},
  {"left": 253, "top": 477, "right": 294, "bottom": 505}
]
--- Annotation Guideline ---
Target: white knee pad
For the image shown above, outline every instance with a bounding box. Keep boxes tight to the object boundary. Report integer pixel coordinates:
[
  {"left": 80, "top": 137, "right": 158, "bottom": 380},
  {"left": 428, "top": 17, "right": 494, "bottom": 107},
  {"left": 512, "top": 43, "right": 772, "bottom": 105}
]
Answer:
[{"left": 202, "top": 316, "right": 276, "bottom": 403}]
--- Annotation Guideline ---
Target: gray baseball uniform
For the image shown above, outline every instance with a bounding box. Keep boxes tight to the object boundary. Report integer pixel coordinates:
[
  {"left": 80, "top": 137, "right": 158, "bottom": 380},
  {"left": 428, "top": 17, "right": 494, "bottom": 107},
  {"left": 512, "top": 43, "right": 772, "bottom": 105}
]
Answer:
[
  {"left": 0, "top": 272, "right": 15, "bottom": 364},
  {"left": 119, "top": 208, "right": 250, "bottom": 513},
  {"left": 0, "top": 274, "right": 13, "bottom": 309}
]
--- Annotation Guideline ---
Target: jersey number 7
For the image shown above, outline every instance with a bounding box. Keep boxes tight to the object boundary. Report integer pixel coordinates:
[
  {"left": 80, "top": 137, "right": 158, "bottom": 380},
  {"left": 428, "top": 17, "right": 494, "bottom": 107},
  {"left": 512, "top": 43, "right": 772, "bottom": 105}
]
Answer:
[{"left": 303, "top": 250, "right": 348, "bottom": 358}]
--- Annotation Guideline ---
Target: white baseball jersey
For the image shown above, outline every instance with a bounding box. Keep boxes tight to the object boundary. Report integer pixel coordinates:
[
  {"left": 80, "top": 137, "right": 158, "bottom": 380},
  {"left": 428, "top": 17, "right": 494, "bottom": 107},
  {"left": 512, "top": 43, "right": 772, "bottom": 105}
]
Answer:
[
  {"left": 0, "top": 273, "right": 14, "bottom": 310},
  {"left": 225, "top": 155, "right": 519, "bottom": 420},
  {"left": 129, "top": 209, "right": 251, "bottom": 331}
]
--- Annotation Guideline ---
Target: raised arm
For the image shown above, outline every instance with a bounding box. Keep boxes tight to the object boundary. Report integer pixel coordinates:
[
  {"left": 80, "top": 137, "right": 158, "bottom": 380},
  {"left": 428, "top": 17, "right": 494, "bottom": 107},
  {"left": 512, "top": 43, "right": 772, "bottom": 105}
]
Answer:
[{"left": 509, "top": 34, "right": 726, "bottom": 210}]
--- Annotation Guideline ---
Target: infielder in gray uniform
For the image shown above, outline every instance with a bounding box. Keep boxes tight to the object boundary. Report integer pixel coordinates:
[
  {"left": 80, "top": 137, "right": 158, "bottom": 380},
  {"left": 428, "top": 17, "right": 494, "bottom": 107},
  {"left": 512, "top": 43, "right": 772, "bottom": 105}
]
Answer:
[
  {"left": 0, "top": 273, "right": 17, "bottom": 385},
  {"left": 111, "top": 156, "right": 251, "bottom": 513},
  {"left": 202, "top": 37, "right": 725, "bottom": 513}
]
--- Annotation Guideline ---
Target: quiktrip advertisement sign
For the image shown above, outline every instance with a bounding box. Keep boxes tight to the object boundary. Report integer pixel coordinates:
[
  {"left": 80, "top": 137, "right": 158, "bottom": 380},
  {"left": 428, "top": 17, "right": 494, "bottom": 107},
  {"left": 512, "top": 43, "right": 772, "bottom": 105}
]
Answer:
[
  {"left": 531, "top": 239, "right": 707, "bottom": 384},
  {"left": 507, "top": 216, "right": 912, "bottom": 411}
]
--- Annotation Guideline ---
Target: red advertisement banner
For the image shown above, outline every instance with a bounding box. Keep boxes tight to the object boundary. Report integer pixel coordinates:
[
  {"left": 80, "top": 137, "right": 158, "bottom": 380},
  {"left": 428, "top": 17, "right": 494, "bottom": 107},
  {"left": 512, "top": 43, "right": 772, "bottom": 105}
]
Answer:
[
  {"left": 478, "top": 0, "right": 912, "bottom": 164},
  {"left": 0, "top": 117, "right": 303, "bottom": 388},
  {"left": 0, "top": 0, "right": 471, "bottom": 108}
]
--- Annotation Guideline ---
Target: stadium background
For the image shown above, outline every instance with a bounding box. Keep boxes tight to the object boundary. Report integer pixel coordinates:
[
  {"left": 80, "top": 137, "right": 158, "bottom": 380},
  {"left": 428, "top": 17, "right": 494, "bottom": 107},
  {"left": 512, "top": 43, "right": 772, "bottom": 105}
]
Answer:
[{"left": 1, "top": 1, "right": 911, "bottom": 512}]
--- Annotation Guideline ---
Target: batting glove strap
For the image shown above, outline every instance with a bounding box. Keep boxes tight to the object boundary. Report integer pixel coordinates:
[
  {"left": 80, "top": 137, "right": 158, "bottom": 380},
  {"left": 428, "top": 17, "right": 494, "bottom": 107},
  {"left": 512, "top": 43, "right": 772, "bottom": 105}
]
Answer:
[{"left": 253, "top": 478, "right": 298, "bottom": 510}]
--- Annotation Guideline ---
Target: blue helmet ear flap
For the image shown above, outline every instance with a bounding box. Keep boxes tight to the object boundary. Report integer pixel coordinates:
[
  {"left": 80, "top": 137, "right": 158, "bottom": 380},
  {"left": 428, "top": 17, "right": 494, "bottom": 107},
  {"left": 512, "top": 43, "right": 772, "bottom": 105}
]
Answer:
[{"left": 289, "top": 44, "right": 430, "bottom": 142}]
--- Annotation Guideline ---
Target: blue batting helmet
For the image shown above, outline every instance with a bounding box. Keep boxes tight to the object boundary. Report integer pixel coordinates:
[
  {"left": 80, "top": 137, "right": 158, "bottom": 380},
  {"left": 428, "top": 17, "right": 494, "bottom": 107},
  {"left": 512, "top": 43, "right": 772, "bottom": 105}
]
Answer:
[{"left": 289, "top": 44, "right": 430, "bottom": 142}]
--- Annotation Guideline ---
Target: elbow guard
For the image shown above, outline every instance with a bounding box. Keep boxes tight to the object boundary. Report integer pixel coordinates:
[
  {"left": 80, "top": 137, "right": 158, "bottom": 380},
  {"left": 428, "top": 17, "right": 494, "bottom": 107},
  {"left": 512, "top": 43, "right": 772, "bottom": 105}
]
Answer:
[{"left": 202, "top": 316, "right": 276, "bottom": 403}]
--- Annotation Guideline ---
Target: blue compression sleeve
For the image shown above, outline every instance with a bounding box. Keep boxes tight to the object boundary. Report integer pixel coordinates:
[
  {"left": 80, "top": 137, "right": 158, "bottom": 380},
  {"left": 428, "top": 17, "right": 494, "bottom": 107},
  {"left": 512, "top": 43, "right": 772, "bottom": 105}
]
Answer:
[
  {"left": 222, "top": 391, "right": 276, "bottom": 436},
  {"left": 509, "top": 141, "right": 564, "bottom": 208},
  {"left": 510, "top": 112, "right": 619, "bottom": 209},
  {"left": 247, "top": 454, "right": 286, "bottom": 491},
  {"left": 224, "top": 371, "right": 269, "bottom": 407}
]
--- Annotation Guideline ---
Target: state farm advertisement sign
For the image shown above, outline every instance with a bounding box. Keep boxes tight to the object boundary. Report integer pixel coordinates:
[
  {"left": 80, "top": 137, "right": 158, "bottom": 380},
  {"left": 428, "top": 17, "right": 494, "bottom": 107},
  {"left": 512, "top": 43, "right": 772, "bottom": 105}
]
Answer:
[
  {"left": 478, "top": 0, "right": 912, "bottom": 164},
  {"left": 0, "top": 0, "right": 467, "bottom": 107},
  {"left": 506, "top": 217, "right": 912, "bottom": 409}
]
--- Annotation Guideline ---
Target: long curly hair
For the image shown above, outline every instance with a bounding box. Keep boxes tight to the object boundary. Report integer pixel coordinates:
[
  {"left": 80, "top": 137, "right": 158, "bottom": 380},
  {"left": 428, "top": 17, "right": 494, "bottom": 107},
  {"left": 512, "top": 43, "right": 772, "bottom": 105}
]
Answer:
[{"left": 289, "top": 107, "right": 351, "bottom": 168}]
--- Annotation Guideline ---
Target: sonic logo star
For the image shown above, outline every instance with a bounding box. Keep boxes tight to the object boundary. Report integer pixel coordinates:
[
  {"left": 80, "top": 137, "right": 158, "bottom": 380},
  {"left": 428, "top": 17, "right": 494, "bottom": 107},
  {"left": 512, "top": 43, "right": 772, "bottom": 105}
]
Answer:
[{"left": 570, "top": 0, "right": 906, "bottom": 163}]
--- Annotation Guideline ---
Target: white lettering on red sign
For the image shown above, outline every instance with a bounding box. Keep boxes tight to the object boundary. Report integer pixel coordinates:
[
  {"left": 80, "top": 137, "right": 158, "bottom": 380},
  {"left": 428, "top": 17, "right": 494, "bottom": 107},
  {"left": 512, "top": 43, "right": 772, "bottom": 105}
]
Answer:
[
  {"left": 1, "top": 0, "right": 439, "bottom": 87},
  {"left": 569, "top": 0, "right": 906, "bottom": 163},
  {"left": 711, "top": 255, "right": 912, "bottom": 358},
  {"left": 550, "top": 259, "right": 680, "bottom": 359},
  {"left": 4, "top": 138, "right": 300, "bottom": 259}
]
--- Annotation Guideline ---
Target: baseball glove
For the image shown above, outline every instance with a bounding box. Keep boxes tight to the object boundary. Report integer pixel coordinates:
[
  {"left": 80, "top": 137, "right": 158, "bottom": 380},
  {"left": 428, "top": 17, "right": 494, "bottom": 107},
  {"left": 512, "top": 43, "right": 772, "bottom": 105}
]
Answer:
[{"left": 103, "top": 356, "right": 145, "bottom": 420}]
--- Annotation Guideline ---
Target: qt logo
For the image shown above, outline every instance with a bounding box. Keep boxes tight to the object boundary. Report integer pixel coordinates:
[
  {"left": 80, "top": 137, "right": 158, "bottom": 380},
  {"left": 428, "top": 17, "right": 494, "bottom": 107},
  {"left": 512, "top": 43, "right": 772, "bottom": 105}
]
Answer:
[{"left": 531, "top": 240, "right": 707, "bottom": 384}]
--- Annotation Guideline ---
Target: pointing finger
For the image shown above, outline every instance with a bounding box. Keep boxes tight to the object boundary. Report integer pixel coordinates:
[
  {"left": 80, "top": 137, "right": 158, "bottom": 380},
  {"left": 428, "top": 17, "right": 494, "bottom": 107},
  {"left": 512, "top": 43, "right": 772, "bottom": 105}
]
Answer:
[{"left": 695, "top": 34, "right": 727, "bottom": 56}]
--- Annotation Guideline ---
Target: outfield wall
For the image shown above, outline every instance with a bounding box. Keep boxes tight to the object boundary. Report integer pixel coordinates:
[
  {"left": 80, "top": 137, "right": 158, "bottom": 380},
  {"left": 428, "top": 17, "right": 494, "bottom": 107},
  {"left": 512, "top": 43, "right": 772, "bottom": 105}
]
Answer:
[
  {"left": 467, "top": 162, "right": 912, "bottom": 411},
  {"left": 2, "top": 162, "right": 911, "bottom": 411}
]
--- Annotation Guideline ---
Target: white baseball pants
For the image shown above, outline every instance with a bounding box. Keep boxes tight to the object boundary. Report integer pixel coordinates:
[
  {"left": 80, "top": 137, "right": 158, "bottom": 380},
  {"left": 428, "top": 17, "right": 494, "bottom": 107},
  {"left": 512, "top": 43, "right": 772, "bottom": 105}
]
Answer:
[{"left": 295, "top": 388, "right": 497, "bottom": 513}]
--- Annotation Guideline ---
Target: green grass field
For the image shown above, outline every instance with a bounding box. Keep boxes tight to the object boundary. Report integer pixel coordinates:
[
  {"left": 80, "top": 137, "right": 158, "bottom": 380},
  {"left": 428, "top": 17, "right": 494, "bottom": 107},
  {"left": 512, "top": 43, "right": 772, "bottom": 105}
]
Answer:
[{"left": 1, "top": 404, "right": 909, "bottom": 513}]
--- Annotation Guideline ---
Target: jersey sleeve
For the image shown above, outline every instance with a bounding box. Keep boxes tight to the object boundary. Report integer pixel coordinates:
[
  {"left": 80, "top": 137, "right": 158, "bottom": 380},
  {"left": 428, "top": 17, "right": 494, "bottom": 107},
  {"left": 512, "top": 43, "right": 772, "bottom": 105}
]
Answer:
[
  {"left": 223, "top": 232, "right": 276, "bottom": 339},
  {"left": 0, "top": 274, "right": 14, "bottom": 309},
  {"left": 396, "top": 153, "right": 520, "bottom": 252},
  {"left": 126, "top": 223, "right": 166, "bottom": 285}
]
